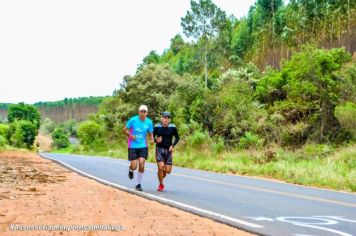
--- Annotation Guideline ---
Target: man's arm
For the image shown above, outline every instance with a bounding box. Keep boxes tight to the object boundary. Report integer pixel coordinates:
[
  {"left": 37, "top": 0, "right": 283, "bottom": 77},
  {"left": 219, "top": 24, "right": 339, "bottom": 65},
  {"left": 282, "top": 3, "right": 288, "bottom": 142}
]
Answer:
[
  {"left": 123, "top": 126, "right": 130, "bottom": 137},
  {"left": 153, "top": 126, "right": 163, "bottom": 143},
  {"left": 169, "top": 126, "right": 180, "bottom": 152},
  {"left": 172, "top": 127, "right": 180, "bottom": 147},
  {"left": 123, "top": 118, "right": 136, "bottom": 140}
]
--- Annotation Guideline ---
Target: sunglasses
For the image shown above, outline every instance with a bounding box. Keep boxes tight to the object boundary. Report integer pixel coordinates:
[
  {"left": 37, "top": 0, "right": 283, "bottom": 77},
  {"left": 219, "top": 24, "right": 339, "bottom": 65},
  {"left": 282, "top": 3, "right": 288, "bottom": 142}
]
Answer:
[{"left": 140, "top": 110, "right": 147, "bottom": 113}]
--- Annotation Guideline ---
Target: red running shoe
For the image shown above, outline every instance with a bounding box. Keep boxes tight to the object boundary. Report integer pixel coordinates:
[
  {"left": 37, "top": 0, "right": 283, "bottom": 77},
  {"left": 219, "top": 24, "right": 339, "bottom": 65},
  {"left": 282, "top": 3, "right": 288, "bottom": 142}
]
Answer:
[{"left": 157, "top": 184, "right": 164, "bottom": 191}]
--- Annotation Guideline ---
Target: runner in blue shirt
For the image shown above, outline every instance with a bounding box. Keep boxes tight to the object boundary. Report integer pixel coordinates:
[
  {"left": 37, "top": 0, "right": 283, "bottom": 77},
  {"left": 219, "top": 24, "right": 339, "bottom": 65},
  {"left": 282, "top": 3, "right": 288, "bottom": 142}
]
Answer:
[{"left": 123, "top": 105, "right": 154, "bottom": 191}]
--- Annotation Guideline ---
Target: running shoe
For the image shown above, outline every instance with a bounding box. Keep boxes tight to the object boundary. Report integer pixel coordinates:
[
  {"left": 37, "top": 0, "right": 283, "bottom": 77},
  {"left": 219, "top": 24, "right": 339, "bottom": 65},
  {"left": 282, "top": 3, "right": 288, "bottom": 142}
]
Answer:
[
  {"left": 135, "top": 184, "right": 143, "bottom": 191},
  {"left": 157, "top": 184, "right": 164, "bottom": 191},
  {"left": 128, "top": 170, "right": 134, "bottom": 179}
]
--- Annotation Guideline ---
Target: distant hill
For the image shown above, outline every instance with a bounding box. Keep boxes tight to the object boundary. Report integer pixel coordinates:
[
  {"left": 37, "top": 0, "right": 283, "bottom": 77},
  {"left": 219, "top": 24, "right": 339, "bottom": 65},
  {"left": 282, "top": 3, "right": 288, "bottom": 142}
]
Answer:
[{"left": 0, "top": 96, "right": 107, "bottom": 123}]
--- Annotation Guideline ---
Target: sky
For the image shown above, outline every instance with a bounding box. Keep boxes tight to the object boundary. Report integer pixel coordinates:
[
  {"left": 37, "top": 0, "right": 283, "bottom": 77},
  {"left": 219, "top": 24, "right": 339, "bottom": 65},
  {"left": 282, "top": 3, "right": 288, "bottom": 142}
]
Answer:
[{"left": 0, "top": 0, "right": 257, "bottom": 104}]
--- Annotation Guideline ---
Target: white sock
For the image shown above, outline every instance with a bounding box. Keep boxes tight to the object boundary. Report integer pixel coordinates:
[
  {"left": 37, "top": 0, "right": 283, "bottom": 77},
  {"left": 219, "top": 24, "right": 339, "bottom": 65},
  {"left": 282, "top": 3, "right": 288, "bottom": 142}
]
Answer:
[
  {"left": 137, "top": 172, "right": 143, "bottom": 185},
  {"left": 129, "top": 167, "right": 134, "bottom": 173}
]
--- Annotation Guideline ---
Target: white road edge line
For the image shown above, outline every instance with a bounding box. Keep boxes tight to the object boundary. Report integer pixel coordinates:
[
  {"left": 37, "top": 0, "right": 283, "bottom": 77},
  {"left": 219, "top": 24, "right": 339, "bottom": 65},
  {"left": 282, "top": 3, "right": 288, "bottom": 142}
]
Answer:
[{"left": 41, "top": 155, "right": 263, "bottom": 229}]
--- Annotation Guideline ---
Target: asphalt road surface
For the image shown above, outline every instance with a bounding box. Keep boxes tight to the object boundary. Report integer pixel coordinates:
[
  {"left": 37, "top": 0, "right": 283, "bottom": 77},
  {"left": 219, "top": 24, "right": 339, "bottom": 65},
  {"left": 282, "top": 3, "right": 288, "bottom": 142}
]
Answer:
[{"left": 40, "top": 153, "right": 356, "bottom": 236}]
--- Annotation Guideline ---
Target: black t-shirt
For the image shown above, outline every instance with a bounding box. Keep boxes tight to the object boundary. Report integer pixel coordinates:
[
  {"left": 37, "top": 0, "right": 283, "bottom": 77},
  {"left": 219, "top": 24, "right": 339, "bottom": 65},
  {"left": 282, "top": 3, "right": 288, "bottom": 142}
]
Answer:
[{"left": 153, "top": 123, "right": 180, "bottom": 149}]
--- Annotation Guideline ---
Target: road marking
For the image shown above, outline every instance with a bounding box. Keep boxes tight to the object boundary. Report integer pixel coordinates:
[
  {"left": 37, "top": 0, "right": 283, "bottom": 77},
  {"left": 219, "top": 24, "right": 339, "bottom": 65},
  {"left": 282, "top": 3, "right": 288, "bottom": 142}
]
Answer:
[
  {"left": 248, "top": 216, "right": 355, "bottom": 236},
  {"left": 41, "top": 155, "right": 263, "bottom": 229},
  {"left": 276, "top": 217, "right": 352, "bottom": 236},
  {"left": 314, "top": 216, "right": 356, "bottom": 223},
  {"left": 245, "top": 217, "right": 274, "bottom": 222}
]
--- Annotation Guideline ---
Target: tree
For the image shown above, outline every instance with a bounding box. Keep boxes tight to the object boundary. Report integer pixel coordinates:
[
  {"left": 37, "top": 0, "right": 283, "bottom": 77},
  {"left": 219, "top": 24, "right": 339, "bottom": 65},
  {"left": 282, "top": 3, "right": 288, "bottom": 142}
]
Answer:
[
  {"left": 257, "top": 0, "right": 283, "bottom": 67},
  {"left": 77, "top": 120, "right": 106, "bottom": 151},
  {"left": 231, "top": 19, "right": 253, "bottom": 61},
  {"left": 8, "top": 120, "right": 38, "bottom": 148},
  {"left": 7, "top": 103, "right": 41, "bottom": 129},
  {"left": 137, "top": 50, "right": 161, "bottom": 71},
  {"left": 168, "top": 75, "right": 204, "bottom": 125},
  {"left": 160, "top": 41, "right": 201, "bottom": 75},
  {"left": 52, "top": 128, "right": 70, "bottom": 149},
  {"left": 116, "top": 63, "right": 180, "bottom": 121},
  {"left": 181, "top": 0, "right": 226, "bottom": 88},
  {"left": 256, "top": 46, "right": 352, "bottom": 142},
  {"left": 170, "top": 34, "right": 185, "bottom": 55}
]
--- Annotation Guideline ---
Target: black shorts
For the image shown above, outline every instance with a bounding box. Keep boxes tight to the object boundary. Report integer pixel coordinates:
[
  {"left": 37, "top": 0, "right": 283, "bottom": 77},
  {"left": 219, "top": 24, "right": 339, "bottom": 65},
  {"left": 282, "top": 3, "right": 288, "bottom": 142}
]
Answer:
[
  {"left": 128, "top": 147, "right": 148, "bottom": 161},
  {"left": 155, "top": 147, "right": 172, "bottom": 165}
]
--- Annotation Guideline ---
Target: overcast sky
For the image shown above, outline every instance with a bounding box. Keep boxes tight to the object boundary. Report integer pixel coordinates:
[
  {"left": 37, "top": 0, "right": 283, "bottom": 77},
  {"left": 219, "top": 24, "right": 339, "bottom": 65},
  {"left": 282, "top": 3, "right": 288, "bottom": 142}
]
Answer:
[{"left": 0, "top": 0, "right": 257, "bottom": 104}]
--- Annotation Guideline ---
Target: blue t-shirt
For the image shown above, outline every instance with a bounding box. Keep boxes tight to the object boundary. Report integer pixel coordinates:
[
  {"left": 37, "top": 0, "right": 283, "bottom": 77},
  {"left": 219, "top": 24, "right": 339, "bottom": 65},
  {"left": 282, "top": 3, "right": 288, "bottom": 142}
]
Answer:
[{"left": 126, "top": 115, "right": 153, "bottom": 149}]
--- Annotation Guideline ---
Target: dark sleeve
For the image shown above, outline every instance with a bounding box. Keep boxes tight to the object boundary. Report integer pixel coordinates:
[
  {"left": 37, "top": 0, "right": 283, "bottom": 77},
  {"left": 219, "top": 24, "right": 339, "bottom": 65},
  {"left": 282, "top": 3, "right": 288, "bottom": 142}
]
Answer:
[{"left": 172, "top": 127, "right": 180, "bottom": 147}]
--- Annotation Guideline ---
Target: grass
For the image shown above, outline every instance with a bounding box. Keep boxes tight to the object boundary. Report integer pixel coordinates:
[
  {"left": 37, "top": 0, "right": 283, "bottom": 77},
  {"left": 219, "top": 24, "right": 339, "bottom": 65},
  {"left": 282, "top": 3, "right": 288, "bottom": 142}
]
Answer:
[
  {"left": 0, "top": 145, "right": 34, "bottom": 152},
  {"left": 52, "top": 142, "right": 356, "bottom": 192},
  {"left": 173, "top": 144, "right": 356, "bottom": 192}
]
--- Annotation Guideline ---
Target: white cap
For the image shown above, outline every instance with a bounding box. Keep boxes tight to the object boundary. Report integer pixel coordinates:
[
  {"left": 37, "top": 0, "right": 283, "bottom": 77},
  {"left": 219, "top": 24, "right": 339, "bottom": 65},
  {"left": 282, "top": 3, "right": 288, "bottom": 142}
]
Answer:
[{"left": 139, "top": 105, "right": 148, "bottom": 111}]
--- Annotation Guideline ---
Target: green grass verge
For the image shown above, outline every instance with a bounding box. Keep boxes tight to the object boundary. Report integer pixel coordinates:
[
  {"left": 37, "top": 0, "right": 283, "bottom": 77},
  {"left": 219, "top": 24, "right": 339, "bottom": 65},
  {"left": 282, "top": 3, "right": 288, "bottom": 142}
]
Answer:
[
  {"left": 52, "top": 143, "right": 356, "bottom": 192},
  {"left": 0, "top": 145, "right": 36, "bottom": 152}
]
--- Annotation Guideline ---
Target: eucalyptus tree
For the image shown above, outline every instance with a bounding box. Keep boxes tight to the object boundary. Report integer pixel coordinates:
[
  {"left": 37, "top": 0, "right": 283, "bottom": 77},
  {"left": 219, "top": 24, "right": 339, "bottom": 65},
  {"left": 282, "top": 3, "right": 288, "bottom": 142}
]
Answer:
[{"left": 181, "top": 0, "right": 226, "bottom": 88}]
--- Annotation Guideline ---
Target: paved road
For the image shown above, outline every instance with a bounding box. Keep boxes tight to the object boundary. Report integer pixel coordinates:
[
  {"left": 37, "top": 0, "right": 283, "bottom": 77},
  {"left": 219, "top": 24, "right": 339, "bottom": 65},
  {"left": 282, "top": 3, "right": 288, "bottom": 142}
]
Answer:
[{"left": 40, "top": 153, "right": 356, "bottom": 236}]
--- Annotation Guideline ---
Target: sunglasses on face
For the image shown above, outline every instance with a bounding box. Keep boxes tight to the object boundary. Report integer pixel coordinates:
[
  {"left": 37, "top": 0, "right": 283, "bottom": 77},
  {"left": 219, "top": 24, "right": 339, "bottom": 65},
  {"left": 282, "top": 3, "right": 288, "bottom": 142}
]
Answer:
[
  {"left": 140, "top": 110, "right": 147, "bottom": 113},
  {"left": 162, "top": 116, "right": 170, "bottom": 119}
]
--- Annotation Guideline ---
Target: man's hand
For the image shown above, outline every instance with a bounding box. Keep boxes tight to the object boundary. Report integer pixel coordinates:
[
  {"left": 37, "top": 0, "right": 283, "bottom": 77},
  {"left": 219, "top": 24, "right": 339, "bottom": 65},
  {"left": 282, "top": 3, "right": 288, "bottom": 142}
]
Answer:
[
  {"left": 156, "top": 136, "right": 162, "bottom": 143},
  {"left": 169, "top": 145, "right": 174, "bottom": 152},
  {"left": 129, "top": 134, "right": 136, "bottom": 140}
]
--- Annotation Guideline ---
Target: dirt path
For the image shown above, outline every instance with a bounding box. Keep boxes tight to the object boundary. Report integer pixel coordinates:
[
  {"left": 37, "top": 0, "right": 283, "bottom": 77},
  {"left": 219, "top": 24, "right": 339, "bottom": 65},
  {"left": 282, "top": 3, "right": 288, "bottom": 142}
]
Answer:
[
  {"left": 0, "top": 150, "right": 253, "bottom": 236},
  {"left": 34, "top": 133, "right": 53, "bottom": 152}
]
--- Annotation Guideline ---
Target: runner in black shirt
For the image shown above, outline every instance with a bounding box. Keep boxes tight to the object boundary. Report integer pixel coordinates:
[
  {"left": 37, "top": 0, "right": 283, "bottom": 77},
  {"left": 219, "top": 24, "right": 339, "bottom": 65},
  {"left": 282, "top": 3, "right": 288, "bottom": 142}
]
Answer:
[{"left": 153, "top": 111, "right": 180, "bottom": 191}]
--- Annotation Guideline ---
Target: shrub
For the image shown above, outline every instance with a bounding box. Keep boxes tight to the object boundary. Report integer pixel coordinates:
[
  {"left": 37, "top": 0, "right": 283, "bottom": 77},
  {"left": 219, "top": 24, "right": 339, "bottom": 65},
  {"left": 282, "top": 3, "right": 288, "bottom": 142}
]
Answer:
[
  {"left": 8, "top": 120, "right": 38, "bottom": 148},
  {"left": 0, "top": 135, "right": 6, "bottom": 147},
  {"left": 239, "top": 132, "right": 263, "bottom": 149},
  {"left": 77, "top": 121, "right": 106, "bottom": 151},
  {"left": 212, "top": 137, "right": 225, "bottom": 154},
  {"left": 335, "top": 102, "right": 356, "bottom": 141},
  {"left": 0, "top": 124, "right": 9, "bottom": 146},
  {"left": 52, "top": 128, "right": 70, "bottom": 149},
  {"left": 186, "top": 131, "right": 210, "bottom": 148},
  {"left": 303, "top": 143, "right": 334, "bottom": 158},
  {"left": 177, "top": 123, "right": 190, "bottom": 138},
  {"left": 281, "top": 122, "right": 309, "bottom": 146},
  {"left": 0, "top": 124, "right": 9, "bottom": 137}
]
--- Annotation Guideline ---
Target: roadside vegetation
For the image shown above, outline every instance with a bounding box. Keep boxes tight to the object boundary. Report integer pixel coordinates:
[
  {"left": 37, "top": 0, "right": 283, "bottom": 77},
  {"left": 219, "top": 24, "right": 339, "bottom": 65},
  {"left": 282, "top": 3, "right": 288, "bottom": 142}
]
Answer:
[{"left": 0, "top": 103, "right": 41, "bottom": 149}]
